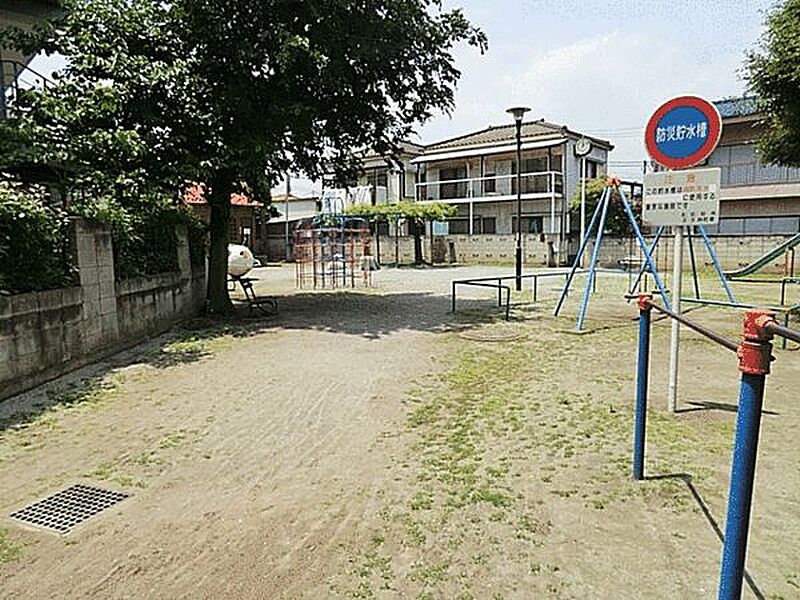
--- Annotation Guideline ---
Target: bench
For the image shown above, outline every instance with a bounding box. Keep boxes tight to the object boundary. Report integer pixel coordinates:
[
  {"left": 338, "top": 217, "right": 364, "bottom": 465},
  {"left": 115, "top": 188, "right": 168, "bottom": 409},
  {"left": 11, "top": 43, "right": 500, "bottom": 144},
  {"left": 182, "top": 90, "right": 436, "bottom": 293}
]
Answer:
[{"left": 230, "top": 275, "right": 278, "bottom": 316}]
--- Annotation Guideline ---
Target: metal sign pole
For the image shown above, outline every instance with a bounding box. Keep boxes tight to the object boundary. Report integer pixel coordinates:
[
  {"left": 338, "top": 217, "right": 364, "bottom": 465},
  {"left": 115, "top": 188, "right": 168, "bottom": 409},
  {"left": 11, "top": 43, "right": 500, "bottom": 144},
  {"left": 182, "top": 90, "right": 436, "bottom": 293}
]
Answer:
[
  {"left": 667, "top": 225, "right": 684, "bottom": 412},
  {"left": 580, "top": 156, "right": 586, "bottom": 267},
  {"left": 284, "top": 175, "right": 291, "bottom": 261}
]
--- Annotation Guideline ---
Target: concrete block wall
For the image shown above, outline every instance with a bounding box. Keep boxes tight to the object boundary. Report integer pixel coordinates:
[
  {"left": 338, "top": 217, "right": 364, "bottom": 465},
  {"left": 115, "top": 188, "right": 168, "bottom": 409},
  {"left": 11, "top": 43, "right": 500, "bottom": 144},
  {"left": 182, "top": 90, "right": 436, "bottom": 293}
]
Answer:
[
  {"left": 1, "top": 220, "right": 206, "bottom": 401},
  {"left": 374, "top": 233, "right": 558, "bottom": 266},
  {"left": 588, "top": 234, "right": 797, "bottom": 273},
  {"left": 371, "top": 232, "right": 797, "bottom": 272}
]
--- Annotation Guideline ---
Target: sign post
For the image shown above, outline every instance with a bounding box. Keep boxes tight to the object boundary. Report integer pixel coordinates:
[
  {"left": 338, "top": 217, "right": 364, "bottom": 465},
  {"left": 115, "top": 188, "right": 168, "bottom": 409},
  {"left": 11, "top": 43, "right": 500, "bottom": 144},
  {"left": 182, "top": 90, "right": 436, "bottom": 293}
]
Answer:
[{"left": 643, "top": 96, "right": 722, "bottom": 413}]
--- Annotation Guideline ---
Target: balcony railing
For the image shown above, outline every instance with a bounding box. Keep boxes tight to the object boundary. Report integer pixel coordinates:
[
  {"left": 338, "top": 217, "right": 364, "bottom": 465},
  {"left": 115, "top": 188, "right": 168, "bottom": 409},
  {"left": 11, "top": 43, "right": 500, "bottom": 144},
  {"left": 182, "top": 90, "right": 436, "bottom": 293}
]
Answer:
[
  {"left": 416, "top": 171, "right": 563, "bottom": 202},
  {"left": 721, "top": 162, "right": 800, "bottom": 187},
  {"left": 1, "top": 59, "right": 53, "bottom": 120}
]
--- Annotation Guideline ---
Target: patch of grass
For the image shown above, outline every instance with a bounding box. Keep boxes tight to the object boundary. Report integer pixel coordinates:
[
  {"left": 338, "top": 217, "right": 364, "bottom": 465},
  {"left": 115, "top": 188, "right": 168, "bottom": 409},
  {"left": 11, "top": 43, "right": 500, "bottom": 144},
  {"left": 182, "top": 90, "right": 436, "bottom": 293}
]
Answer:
[
  {"left": 0, "top": 528, "right": 22, "bottom": 563},
  {"left": 157, "top": 325, "right": 246, "bottom": 363},
  {"left": 342, "top": 532, "right": 395, "bottom": 599},
  {"left": 409, "top": 560, "right": 450, "bottom": 586},
  {"left": 85, "top": 461, "right": 146, "bottom": 489}
]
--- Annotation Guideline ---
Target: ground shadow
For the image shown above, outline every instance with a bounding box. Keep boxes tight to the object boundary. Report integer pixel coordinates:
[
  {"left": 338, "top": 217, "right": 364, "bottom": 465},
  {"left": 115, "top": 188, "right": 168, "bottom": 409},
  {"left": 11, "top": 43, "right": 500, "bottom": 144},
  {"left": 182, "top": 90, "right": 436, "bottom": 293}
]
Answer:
[
  {"left": 677, "top": 400, "right": 780, "bottom": 416},
  {"left": 645, "top": 472, "right": 766, "bottom": 600},
  {"left": 1, "top": 290, "right": 506, "bottom": 433}
]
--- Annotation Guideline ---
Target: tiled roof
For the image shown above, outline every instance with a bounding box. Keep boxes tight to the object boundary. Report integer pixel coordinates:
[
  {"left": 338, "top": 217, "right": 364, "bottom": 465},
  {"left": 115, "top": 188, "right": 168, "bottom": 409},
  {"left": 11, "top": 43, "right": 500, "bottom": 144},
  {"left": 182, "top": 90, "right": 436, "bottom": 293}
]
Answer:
[
  {"left": 359, "top": 140, "right": 426, "bottom": 161},
  {"left": 183, "top": 183, "right": 261, "bottom": 207},
  {"left": 426, "top": 120, "right": 565, "bottom": 151},
  {"left": 714, "top": 96, "right": 759, "bottom": 119}
]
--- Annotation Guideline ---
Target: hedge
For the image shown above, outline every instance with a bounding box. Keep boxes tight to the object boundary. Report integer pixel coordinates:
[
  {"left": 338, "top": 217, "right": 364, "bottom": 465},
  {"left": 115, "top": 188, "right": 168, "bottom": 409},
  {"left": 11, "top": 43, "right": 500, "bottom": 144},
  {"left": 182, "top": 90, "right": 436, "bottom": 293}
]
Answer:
[{"left": 0, "top": 182, "right": 77, "bottom": 294}]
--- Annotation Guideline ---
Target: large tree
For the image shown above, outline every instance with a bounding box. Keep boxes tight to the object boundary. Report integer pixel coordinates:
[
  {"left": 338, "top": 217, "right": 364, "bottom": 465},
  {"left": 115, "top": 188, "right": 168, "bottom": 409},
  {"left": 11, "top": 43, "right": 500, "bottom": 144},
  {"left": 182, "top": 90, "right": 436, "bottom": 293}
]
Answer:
[
  {"left": 1, "top": 0, "right": 486, "bottom": 313},
  {"left": 746, "top": 0, "right": 800, "bottom": 167}
]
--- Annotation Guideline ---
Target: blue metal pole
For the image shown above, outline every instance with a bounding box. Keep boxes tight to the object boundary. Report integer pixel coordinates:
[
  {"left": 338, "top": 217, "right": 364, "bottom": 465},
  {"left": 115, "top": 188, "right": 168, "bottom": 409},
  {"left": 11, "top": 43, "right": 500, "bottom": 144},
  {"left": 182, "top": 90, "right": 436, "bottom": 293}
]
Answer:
[
  {"left": 633, "top": 295, "right": 652, "bottom": 480},
  {"left": 698, "top": 224, "right": 737, "bottom": 304},
  {"left": 617, "top": 185, "right": 672, "bottom": 311},
  {"left": 718, "top": 371, "right": 766, "bottom": 600},
  {"left": 554, "top": 187, "right": 608, "bottom": 316},
  {"left": 576, "top": 189, "right": 611, "bottom": 330},
  {"left": 628, "top": 226, "right": 665, "bottom": 295}
]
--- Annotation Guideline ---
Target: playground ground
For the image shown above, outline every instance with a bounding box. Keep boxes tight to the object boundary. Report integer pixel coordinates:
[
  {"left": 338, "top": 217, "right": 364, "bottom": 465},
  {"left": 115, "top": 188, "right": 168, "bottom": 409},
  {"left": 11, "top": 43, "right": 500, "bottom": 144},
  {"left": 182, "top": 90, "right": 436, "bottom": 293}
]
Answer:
[{"left": 0, "top": 264, "right": 798, "bottom": 599}]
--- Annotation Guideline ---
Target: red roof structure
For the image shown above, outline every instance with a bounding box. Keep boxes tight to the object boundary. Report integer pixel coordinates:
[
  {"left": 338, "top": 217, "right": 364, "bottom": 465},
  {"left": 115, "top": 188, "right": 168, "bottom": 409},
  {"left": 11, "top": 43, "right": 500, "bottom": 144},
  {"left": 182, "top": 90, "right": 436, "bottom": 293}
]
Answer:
[{"left": 183, "top": 183, "right": 262, "bottom": 207}]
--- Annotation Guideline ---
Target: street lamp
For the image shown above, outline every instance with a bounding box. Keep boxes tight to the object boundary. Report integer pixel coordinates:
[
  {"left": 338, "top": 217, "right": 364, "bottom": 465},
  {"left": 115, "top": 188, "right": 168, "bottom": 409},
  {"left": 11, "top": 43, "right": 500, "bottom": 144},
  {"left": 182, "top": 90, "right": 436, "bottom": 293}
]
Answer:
[{"left": 507, "top": 106, "right": 530, "bottom": 291}]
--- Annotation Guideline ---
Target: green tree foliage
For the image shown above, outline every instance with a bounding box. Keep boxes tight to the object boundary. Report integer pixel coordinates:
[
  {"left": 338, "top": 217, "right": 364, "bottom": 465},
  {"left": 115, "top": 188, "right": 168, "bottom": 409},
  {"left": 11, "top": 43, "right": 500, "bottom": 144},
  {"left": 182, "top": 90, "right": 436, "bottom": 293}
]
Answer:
[
  {"left": 1, "top": 0, "right": 485, "bottom": 312},
  {"left": 745, "top": 0, "right": 800, "bottom": 167},
  {"left": 347, "top": 201, "right": 456, "bottom": 264},
  {"left": 570, "top": 177, "right": 641, "bottom": 237}
]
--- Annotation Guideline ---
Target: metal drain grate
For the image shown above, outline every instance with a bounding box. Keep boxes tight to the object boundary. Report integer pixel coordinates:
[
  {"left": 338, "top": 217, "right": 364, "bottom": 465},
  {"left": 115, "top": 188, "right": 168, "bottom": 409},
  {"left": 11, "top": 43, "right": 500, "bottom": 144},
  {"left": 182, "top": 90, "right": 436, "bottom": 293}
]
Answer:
[{"left": 10, "top": 484, "right": 128, "bottom": 534}]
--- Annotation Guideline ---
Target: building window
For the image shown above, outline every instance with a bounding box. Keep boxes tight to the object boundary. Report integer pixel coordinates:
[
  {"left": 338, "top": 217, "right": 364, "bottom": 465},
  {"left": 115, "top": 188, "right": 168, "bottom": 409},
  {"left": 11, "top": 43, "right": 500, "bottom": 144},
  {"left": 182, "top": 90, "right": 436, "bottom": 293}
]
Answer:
[
  {"left": 585, "top": 160, "right": 600, "bottom": 179},
  {"left": 769, "top": 216, "right": 800, "bottom": 233},
  {"left": 512, "top": 216, "right": 544, "bottom": 234},
  {"left": 484, "top": 172, "right": 496, "bottom": 194},
  {"left": 708, "top": 216, "right": 800, "bottom": 235},
  {"left": 440, "top": 166, "right": 467, "bottom": 199},
  {"left": 447, "top": 218, "right": 469, "bottom": 234},
  {"left": 365, "top": 169, "right": 388, "bottom": 188},
  {"left": 482, "top": 217, "right": 496, "bottom": 234}
]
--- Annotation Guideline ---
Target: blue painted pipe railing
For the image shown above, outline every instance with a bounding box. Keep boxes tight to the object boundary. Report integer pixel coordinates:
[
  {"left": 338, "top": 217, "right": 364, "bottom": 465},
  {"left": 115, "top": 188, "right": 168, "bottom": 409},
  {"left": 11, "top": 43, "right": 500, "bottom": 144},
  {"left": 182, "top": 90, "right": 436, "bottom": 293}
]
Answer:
[
  {"left": 633, "top": 295, "right": 652, "bottom": 480},
  {"left": 718, "top": 371, "right": 766, "bottom": 600}
]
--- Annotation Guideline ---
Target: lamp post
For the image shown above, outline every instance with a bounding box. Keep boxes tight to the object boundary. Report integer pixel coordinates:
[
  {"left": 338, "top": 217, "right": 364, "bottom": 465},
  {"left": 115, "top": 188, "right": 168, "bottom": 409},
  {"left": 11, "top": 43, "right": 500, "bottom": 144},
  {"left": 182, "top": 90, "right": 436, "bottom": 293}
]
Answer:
[{"left": 507, "top": 106, "right": 530, "bottom": 291}]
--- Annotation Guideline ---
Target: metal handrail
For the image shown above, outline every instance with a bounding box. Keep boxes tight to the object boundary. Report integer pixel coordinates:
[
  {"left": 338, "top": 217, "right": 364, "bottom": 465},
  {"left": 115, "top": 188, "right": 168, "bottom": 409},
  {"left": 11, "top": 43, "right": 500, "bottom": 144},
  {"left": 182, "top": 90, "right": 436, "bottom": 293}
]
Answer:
[
  {"left": 0, "top": 59, "right": 54, "bottom": 87},
  {"left": 765, "top": 320, "right": 800, "bottom": 344},
  {"left": 640, "top": 298, "right": 739, "bottom": 352}
]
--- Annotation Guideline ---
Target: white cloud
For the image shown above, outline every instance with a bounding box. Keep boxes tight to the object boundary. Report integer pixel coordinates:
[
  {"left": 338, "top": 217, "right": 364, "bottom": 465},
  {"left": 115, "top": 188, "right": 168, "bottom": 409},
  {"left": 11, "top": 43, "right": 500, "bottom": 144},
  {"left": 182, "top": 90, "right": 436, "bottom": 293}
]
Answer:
[{"left": 418, "top": 28, "right": 750, "bottom": 179}]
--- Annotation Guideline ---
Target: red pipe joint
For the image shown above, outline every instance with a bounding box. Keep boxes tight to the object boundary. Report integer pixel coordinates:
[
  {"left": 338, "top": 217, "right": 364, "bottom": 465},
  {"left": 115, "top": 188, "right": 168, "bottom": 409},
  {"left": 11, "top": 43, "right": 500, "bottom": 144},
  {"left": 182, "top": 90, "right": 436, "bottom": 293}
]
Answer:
[
  {"left": 637, "top": 293, "right": 653, "bottom": 312},
  {"left": 738, "top": 310, "right": 777, "bottom": 375},
  {"left": 741, "top": 310, "right": 777, "bottom": 342}
]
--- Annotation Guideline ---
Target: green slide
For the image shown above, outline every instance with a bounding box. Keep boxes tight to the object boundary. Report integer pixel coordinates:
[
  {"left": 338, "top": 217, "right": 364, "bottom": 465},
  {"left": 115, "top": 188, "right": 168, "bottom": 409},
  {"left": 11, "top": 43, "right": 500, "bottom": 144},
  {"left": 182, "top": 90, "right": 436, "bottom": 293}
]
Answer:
[{"left": 724, "top": 232, "right": 800, "bottom": 279}]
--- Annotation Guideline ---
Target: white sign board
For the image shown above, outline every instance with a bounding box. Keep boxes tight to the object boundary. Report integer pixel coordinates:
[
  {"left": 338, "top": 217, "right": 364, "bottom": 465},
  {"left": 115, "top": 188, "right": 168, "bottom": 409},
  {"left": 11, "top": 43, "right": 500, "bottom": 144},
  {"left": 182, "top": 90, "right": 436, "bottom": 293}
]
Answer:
[{"left": 642, "top": 167, "right": 721, "bottom": 227}]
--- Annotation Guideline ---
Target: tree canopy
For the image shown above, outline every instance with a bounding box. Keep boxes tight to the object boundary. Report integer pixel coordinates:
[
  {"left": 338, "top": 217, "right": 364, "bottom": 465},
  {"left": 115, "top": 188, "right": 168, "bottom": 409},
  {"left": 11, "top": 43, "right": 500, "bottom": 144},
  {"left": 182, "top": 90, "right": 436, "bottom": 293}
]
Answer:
[
  {"left": 745, "top": 0, "right": 800, "bottom": 167},
  {"left": 1, "top": 0, "right": 486, "bottom": 311},
  {"left": 570, "top": 177, "right": 641, "bottom": 237},
  {"left": 346, "top": 201, "right": 456, "bottom": 223}
]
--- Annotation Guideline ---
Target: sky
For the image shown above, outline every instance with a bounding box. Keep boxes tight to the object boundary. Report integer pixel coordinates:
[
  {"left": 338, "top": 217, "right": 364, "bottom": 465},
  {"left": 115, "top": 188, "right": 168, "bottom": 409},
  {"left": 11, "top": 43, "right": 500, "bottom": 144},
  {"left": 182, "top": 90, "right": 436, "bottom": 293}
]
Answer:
[
  {"left": 286, "top": 0, "right": 774, "bottom": 196},
  {"left": 28, "top": 0, "right": 775, "bottom": 197}
]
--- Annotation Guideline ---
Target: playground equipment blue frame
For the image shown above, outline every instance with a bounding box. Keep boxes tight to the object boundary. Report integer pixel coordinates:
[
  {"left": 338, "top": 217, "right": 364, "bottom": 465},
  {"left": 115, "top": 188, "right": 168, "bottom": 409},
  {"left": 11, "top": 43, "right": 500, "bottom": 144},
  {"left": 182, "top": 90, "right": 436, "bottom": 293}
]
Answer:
[
  {"left": 631, "top": 296, "right": 800, "bottom": 599},
  {"left": 555, "top": 179, "right": 671, "bottom": 330}
]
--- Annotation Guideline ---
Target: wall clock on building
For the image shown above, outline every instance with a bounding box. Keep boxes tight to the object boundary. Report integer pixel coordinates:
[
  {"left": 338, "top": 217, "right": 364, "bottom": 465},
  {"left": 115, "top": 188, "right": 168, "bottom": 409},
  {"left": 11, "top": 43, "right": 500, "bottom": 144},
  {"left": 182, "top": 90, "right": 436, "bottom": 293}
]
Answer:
[{"left": 575, "top": 137, "right": 591, "bottom": 157}]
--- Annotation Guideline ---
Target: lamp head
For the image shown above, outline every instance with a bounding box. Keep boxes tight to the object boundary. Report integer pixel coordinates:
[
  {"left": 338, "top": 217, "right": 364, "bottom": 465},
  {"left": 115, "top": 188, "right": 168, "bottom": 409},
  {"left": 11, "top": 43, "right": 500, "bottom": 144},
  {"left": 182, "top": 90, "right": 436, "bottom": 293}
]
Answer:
[{"left": 506, "top": 106, "right": 531, "bottom": 123}]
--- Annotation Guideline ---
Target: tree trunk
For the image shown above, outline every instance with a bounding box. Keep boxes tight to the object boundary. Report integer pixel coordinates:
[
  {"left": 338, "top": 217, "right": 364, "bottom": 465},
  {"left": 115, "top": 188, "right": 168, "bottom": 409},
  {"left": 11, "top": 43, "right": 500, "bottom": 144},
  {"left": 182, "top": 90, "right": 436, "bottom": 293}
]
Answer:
[
  {"left": 374, "top": 220, "right": 381, "bottom": 266},
  {"left": 207, "top": 171, "right": 235, "bottom": 315}
]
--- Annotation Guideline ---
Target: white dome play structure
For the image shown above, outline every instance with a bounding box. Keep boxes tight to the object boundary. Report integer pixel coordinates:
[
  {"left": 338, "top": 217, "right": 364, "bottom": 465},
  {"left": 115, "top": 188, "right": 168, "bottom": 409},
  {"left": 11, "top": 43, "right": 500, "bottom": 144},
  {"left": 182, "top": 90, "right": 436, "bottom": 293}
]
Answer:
[{"left": 227, "top": 244, "right": 255, "bottom": 278}]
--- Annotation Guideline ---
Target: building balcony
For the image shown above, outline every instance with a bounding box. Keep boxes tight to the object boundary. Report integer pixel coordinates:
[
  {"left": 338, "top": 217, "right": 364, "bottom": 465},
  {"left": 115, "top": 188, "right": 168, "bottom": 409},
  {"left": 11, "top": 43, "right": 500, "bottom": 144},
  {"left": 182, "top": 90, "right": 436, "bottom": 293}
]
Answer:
[{"left": 416, "top": 171, "right": 564, "bottom": 204}]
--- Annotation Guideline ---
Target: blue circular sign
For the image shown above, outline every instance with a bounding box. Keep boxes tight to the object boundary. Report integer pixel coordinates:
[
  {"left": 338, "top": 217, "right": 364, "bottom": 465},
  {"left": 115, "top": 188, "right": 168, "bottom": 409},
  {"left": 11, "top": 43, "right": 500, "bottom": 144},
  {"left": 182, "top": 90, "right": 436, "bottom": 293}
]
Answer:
[{"left": 645, "top": 96, "right": 722, "bottom": 169}]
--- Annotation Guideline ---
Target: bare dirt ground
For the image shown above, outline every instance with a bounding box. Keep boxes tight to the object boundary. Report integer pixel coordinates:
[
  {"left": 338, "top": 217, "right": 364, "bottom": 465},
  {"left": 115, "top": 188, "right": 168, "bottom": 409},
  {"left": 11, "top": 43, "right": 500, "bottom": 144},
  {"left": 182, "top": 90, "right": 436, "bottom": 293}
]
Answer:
[{"left": 0, "top": 264, "right": 798, "bottom": 599}]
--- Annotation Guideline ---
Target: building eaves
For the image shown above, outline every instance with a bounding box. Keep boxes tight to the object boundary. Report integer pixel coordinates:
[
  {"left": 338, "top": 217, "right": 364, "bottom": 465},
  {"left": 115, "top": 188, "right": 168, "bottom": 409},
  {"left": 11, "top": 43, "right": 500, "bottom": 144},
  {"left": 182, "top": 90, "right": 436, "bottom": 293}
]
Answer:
[
  {"left": 425, "top": 119, "right": 613, "bottom": 153},
  {"left": 714, "top": 96, "right": 759, "bottom": 119}
]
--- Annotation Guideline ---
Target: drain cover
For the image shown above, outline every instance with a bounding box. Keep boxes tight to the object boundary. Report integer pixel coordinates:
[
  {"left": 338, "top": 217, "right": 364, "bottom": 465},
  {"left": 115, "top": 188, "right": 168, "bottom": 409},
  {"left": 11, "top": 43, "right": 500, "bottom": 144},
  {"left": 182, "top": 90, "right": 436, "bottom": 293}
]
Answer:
[{"left": 10, "top": 484, "right": 128, "bottom": 534}]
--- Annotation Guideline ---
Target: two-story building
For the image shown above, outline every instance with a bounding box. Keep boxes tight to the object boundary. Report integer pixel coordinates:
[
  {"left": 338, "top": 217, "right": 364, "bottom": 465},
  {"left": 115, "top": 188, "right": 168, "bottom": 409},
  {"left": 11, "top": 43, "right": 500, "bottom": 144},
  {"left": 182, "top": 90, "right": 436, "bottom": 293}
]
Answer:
[
  {"left": 333, "top": 119, "right": 612, "bottom": 246},
  {"left": 412, "top": 120, "right": 612, "bottom": 237},
  {"left": 702, "top": 96, "right": 800, "bottom": 235},
  {"left": 347, "top": 141, "right": 424, "bottom": 205}
]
